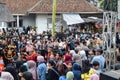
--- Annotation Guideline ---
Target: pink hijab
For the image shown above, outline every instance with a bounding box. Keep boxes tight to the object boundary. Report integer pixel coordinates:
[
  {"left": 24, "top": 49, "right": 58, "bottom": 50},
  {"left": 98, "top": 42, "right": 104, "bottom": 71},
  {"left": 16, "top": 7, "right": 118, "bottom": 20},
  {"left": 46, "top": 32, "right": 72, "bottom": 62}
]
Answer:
[
  {"left": 27, "top": 60, "right": 37, "bottom": 80},
  {"left": 90, "top": 74, "right": 99, "bottom": 80}
]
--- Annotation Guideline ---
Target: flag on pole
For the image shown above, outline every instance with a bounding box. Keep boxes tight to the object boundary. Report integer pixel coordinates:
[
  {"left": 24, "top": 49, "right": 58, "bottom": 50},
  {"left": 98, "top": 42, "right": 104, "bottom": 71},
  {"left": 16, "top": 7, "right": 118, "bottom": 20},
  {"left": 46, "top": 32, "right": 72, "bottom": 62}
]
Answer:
[{"left": 52, "top": 0, "right": 57, "bottom": 37}]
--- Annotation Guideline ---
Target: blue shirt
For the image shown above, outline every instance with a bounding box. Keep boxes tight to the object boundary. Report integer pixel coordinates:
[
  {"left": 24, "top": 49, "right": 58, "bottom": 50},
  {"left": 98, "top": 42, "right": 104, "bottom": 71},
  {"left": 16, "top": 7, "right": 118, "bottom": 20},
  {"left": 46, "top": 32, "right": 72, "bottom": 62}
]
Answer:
[{"left": 37, "top": 63, "right": 46, "bottom": 80}]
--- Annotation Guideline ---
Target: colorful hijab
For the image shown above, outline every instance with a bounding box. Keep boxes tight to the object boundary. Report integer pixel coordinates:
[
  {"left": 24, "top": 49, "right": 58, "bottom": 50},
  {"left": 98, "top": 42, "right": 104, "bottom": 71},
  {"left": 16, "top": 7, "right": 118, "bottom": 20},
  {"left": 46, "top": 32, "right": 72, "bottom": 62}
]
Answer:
[
  {"left": 66, "top": 71, "right": 74, "bottom": 80},
  {"left": 37, "top": 56, "right": 44, "bottom": 64},
  {"left": 90, "top": 74, "right": 99, "bottom": 80},
  {"left": 73, "top": 54, "right": 82, "bottom": 67},
  {"left": 64, "top": 53, "right": 72, "bottom": 65},
  {"left": 27, "top": 60, "right": 37, "bottom": 80}
]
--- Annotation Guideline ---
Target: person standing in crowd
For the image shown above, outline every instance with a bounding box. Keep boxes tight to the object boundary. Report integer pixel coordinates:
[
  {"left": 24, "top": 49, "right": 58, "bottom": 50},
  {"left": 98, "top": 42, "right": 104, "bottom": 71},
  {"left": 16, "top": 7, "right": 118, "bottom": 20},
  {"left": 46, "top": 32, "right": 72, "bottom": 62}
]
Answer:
[
  {"left": 5, "top": 65, "right": 19, "bottom": 80},
  {"left": 59, "top": 63, "right": 67, "bottom": 80},
  {"left": 25, "top": 49, "right": 37, "bottom": 62},
  {"left": 37, "top": 56, "right": 46, "bottom": 80},
  {"left": 78, "top": 50, "right": 87, "bottom": 60},
  {"left": 66, "top": 71, "right": 74, "bottom": 80},
  {"left": 92, "top": 61, "right": 100, "bottom": 75},
  {"left": 47, "top": 60, "right": 60, "bottom": 80},
  {"left": 64, "top": 53, "right": 72, "bottom": 65},
  {"left": 1, "top": 71, "right": 14, "bottom": 80},
  {"left": 67, "top": 62, "right": 73, "bottom": 71},
  {"left": 27, "top": 60, "right": 38, "bottom": 80},
  {"left": 46, "top": 47, "right": 53, "bottom": 61},
  {"left": 21, "top": 71, "right": 33, "bottom": 80},
  {"left": 73, "top": 54, "right": 82, "bottom": 67},
  {"left": 91, "top": 49, "right": 105, "bottom": 72},
  {"left": 72, "top": 63, "right": 81, "bottom": 80},
  {"left": 81, "top": 60, "right": 94, "bottom": 80}
]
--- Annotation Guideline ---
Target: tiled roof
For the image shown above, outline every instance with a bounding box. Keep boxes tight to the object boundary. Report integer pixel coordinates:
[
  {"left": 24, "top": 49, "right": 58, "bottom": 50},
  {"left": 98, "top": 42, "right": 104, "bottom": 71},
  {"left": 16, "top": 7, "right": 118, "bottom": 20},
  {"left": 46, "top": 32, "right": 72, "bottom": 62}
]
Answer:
[
  {"left": 0, "top": 3, "right": 14, "bottom": 22},
  {"left": 28, "top": 0, "right": 102, "bottom": 13},
  {"left": 0, "top": 0, "right": 102, "bottom": 15},
  {"left": 0, "top": 0, "right": 38, "bottom": 14}
]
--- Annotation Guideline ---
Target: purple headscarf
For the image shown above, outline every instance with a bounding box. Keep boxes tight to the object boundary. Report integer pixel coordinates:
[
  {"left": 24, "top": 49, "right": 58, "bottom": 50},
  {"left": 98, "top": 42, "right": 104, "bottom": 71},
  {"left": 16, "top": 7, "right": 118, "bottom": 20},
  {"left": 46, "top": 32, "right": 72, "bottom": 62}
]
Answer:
[
  {"left": 27, "top": 60, "right": 37, "bottom": 80},
  {"left": 90, "top": 74, "right": 99, "bottom": 80},
  {"left": 37, "top": 56, "right": 44, "bottom": 64}
]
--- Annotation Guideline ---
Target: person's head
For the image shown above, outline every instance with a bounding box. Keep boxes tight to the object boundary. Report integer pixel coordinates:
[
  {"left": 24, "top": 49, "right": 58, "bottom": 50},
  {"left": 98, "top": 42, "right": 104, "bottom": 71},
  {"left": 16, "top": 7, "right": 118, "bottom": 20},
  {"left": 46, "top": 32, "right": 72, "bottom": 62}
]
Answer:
[
  {"left": 48, "top": 47, "right": 53, "bottom": 53},
  {"left": 64, "top": 54, "right": 72, "bottom": 65},
  {"left": 19, "top": 65, "right": 28, "bottom": 73},
  {"left": 21, "top": 71, "right": 33, "bottom": 80},
  {"left": 66, "top": 71, "right": 74, "bottom": 80},
  {"left": 95, "top": 49, "right": 103, "bottom": 55},
  {"left": 69, "top": 50, "right": 76, "bottom": 57},
  {"left": 27, "top": 60, "right": 36, "bottom": 69},
  {"left": 55, "top": 53, "right": 60, "bottom": 60},
  {"left": 72, "top": 63, "right": 81, "bottom": 71},
  {"left": 92, "top": 61, "right": 99, "bottom": 70},
  {"left": 47, "top": 60, "right": 56, "bottom": 69},
  {"left": 59, "top": 63, "right": 68, "bottom": 76},
  {"left": 37, "top": 56, "right": 44, "bottom": 64},
  {"left": 75, "top": 41, "right": 80, "bottom": 47},
  {"left": 67, "top": 62, "right": 73, "bottom": 71},
  {"left": 79, "top": 50, "right": 87, "bottom": 60},
  {"left": 89, "top": 49, "right": 95, "bottom": 56},
  {"left": 50, "top": 54, "right": 55, "bottom": 60}
]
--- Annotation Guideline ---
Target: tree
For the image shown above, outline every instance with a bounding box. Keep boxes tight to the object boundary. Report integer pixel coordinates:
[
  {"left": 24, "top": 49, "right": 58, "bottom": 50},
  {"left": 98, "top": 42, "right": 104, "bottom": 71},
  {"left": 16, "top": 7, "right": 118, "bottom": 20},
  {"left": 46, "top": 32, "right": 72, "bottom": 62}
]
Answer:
[{"left": 100, "top": 0, "right": 117, "bottom": 11}]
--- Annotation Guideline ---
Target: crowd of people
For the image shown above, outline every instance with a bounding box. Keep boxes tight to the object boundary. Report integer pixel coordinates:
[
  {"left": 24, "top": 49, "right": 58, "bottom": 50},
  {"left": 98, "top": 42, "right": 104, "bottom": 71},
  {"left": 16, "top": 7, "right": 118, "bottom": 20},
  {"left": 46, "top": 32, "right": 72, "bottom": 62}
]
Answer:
[{"left": 0, "top": 27, "right": 119, "bottom": 80}]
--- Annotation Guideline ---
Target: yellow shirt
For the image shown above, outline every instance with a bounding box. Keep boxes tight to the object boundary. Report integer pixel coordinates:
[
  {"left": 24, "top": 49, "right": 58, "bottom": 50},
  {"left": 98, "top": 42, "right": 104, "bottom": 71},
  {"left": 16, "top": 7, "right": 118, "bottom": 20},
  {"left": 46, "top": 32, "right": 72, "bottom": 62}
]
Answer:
[{"left": 81, "top": 68, "right": 94, "bottom": 80}]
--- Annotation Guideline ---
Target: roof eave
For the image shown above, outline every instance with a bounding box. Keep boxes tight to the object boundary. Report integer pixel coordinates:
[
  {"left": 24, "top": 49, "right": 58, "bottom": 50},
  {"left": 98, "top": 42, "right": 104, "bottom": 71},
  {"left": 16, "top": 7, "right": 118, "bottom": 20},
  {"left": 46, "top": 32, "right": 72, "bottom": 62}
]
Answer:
[
  {"left": 28, "top": 11, "right": 103, "bottom": 14},
  {"left": 12, "top": 14, "right": 26, "bottom": 16}
]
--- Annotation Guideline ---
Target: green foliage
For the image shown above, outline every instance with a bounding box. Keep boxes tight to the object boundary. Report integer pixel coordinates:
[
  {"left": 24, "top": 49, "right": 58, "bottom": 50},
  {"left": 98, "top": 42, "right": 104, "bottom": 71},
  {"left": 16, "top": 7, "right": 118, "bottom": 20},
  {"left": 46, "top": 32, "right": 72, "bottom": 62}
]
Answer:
[
  {"left": 32, "top": 26, "right": 37, "bottom": 31},
  {"left": 100, "top": 0, "right": 117, "bottom": 11}
]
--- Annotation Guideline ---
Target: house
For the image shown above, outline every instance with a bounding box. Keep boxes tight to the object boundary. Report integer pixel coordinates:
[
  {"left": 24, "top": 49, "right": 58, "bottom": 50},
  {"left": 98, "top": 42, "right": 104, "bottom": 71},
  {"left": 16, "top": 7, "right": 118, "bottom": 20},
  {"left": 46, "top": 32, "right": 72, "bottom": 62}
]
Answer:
[
  {"left": 0, "top": 0, "right": 102, "bottom": 34},
  {"left": 0, "top": 3, "right": 14, "bottom": 30}
]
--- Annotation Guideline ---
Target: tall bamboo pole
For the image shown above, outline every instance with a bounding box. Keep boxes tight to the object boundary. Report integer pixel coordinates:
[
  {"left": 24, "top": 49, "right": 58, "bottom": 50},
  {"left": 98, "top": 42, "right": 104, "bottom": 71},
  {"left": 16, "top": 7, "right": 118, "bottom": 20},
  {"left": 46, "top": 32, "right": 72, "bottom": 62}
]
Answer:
[{"left": 52, "top": 0, "right": 57, "bottom": 37}]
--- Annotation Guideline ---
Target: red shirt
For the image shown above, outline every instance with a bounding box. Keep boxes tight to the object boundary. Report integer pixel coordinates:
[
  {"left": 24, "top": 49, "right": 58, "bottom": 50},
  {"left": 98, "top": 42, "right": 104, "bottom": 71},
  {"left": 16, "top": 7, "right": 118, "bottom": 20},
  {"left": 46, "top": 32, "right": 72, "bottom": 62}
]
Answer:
[{"left": 26, "top": 52, "right": 37, "bottom": 62}]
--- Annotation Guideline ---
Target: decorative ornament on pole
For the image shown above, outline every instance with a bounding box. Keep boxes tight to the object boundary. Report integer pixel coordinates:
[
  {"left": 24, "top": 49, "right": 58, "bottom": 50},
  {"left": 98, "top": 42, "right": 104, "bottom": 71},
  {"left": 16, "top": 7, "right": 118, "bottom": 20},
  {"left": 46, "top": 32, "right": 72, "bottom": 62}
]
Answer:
[{"left": 52, "top": 0, "right": 57, "bottom": 37}]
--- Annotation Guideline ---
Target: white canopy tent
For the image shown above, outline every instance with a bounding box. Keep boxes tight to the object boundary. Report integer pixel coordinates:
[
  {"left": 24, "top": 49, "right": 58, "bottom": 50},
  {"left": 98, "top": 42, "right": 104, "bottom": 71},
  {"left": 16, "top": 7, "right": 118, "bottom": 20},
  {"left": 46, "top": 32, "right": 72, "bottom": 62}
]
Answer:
[{"left": 62, "top": 13, "right": 84, "bottom": 25}]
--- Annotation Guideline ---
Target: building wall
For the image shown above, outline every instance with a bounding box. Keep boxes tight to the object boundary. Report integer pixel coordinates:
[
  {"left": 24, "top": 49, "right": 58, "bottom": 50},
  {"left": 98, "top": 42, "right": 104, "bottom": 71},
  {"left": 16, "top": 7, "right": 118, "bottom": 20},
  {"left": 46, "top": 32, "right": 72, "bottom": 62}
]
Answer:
[
  {"left": 36, "top": 14, "right": 48, "bottom": 34},
  {"left": 0, "top": 22, "right": 7, "bottom": 30},
  {"left": 36, "top": 14, "right": 61, "bottom": 34},
  {"left": 23, "top": 14, "right": 35, "bottom": 27}
]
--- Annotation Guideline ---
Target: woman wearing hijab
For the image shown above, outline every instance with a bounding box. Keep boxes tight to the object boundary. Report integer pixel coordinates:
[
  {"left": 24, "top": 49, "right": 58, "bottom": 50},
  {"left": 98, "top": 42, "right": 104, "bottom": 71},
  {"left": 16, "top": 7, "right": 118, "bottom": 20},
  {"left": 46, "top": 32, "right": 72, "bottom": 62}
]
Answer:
[
  {"left": 37, "top": 56, "right": 46, "bottom": 80},
  {"left": 66, "top": 71, "right": 74, "bottom": 80},
  {"left": 90, "top": 74, "right": 99, "bottom": 80},
  {"left": 73, "top": 54, "right": 82, "bottom": 67},
  {"left": 27, "top": 60, "right": 37, "bottom": 80},
  {"left": 78, "top": 50, "right": 87, "bottom": 60},
  {"left": 1, "top": 71, "right": 14, "bottom": 80},
  {"left": 5, "top": 65, "right": 19, "bottom": 80},
  {"left": 64, "top": 53, "right": 72, "bottom": 65},
  {"left": 72, "top": 63, "right": 81, "bottom": 80}
]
